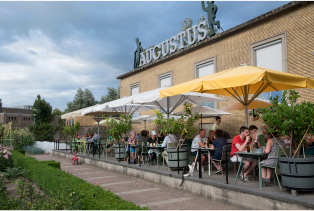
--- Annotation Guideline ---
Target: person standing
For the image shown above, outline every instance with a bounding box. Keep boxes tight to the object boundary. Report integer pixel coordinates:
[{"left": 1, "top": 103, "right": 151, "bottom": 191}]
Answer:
[{"left": 212, "top": 116, "right": 221, "bottom": 132}]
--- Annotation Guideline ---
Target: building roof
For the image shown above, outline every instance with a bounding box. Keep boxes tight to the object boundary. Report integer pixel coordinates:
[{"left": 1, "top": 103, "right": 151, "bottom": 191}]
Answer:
[{"left": 117, "top": 1, "right": 307, "bottom": 80}]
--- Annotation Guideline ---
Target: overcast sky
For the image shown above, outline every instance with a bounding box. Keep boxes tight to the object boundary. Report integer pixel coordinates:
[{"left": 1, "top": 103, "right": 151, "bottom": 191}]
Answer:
[{"left": 0, "top": 1, "right": 289, "bottom": 111}]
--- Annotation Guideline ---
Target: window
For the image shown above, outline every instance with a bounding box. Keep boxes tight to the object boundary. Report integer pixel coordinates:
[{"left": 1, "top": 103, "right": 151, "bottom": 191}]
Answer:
[
  {"left": 194, "top": 56, "right": 217, "bottom": 108},
  {"left": 130, "top": 82, "right": 140, "bottom": 118},
  {"left": 72, "top": 119, "right": 74, "bottom": 126},
  {"left": 14, "top": 117, "right": 16, "bottom": 120},
  {"left": 250, "top": 33, "right": 287, "bottom": 102},
  {"left": 158, "top": 72, "right": 172, "bottom": 88},
  {"left": 9, "top": 117, "right": 11, "bottom": 120},
  {"left": 130, "top": 83, "right": 140, "bottom": 96},
  {"left": 66, "top": 120, "right": 68, "bottom": 126}
]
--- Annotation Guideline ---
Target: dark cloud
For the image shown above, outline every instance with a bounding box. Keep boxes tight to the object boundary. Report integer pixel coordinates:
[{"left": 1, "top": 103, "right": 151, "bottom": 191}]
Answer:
[{"left": 0, "top": 1, "right": 289, "bottom": 110}]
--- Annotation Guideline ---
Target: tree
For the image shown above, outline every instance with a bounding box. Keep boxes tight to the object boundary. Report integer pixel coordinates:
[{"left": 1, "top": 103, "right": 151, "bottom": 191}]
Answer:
[
  {"left": 31, "top": 95, "right": 52, "bottom": 124},
  {"left": 100, "top": 86, "right": 120, "bottom": 103},
  {"left": 29, "top": 95, "right": 54, "bottom": 141},
  {"left": 51, "top": 108, "right": 63, "bottom": 119},
  {"left": 64, "top": 88, "right": 96, "bottom": 113},
  {"left": 180, "top": 14, "right": 212, "bottom": 45}
]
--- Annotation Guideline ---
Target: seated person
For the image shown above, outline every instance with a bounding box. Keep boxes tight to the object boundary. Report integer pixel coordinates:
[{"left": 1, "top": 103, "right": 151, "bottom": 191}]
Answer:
[
  {"left": 207, "top": 130, "right": 215, "bottom": 146},
  {"left": 230, "top": 126, "right": 258, "bottom": 182},
  {"left": 157, "top": 132, "right": 165, "bottom": 144},
  {"left": 210, "top": 129, "right": 228, "bottom": 174},
  {"left": 147, "top": 131, "right": 159, "bottom": 165},
  {"left": 249, "top": 125, "right": 259, "bottom": 148},
  {"left": 138, "top": 130, "right": 149, "bottom": 162},
  {"left": 281, "top": 135, "right": 291, "bottom": 148},
  {"left": 126, "top": 131, "right": 138, "bottom": 160},
  {"left": 161, "top": 133, "right": 177, "bottom": 166},
  {"left": 191, "top": 129, "right": 208, "bottom": 172},
  {"left": 261, "top": 131, "right": 285, "bottom": 187}
]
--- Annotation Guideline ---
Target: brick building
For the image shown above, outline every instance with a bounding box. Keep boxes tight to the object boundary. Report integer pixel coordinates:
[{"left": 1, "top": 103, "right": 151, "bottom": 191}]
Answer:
[
  {"left": 117, "top": 2, "right": 314, "bottom": 137},
  {"left": 0, "top": 99, "right": 59, "bottom": 128}
]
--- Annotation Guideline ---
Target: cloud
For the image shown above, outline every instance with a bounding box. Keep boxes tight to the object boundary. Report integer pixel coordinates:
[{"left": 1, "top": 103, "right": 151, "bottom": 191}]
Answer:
[{"left": 0, "top": 1, "right": 289, "bottom": 111}]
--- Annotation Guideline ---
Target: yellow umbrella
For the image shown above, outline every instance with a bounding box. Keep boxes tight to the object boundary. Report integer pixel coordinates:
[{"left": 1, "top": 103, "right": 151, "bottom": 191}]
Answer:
[
  {"left": 220, "top": 98, "right": 272, "bottom": 111},
  {"left": 160, "top": 65, "right": 314, "bottom": 126}
]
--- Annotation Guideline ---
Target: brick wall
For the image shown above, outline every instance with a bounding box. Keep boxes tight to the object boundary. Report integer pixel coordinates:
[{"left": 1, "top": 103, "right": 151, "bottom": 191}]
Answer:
[{"left": 119, "top": 2, "right": 314, "bottom": 138}]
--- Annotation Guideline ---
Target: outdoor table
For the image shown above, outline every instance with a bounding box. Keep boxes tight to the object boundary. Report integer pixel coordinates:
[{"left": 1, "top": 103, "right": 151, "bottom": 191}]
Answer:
[
  {"left": 194, "top": 147, "right": 215, "bottom": 176},
  {"left": 145, "top": 145, "right": 165, "bottom": 168},
  {"left": 234, "top": 151, "right": 267, "bottom": 189}
]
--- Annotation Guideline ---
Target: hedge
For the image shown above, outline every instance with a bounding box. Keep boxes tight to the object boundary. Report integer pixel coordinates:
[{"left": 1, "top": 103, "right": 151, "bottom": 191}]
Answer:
[
  {"left": 40, "top": 160, "right": 60, "bottom": 169},
  {"left": 12, "top": 151, "right": 147, "bottom": 210}
]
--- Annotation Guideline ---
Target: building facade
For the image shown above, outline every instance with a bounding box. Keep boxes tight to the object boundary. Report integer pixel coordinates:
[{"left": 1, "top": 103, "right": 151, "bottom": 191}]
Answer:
[{"left": 117, "top": 2, "right": 314, "bottom": 137}]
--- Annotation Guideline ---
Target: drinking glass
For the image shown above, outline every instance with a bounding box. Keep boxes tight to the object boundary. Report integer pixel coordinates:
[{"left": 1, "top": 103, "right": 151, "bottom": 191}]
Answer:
[{"left": 247, "top": 145, "right": 250, "bottom": 152}]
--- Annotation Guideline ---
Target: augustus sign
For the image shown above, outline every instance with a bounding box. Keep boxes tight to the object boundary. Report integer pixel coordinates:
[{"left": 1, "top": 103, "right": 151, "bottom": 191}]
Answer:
[
  {"left": 137, "top": 20, "right": 208, "bottom": 68},
  {"left": 134, "top": 1, "right": 220, "bottom": 69}
]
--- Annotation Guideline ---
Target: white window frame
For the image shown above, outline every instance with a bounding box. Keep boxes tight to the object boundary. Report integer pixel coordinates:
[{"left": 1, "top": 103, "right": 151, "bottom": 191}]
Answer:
[
  {"left": 249, "top": 32, "right": 288, "bottom": 101},
  {"left": 158, "top": 71, "right": 172, "bottom": 88},
  {"left": 194, "top": 56, "right": 217, "bottom": 109},
  {"left": 129, "top": 82, "right": 140, "bottom": 96}
]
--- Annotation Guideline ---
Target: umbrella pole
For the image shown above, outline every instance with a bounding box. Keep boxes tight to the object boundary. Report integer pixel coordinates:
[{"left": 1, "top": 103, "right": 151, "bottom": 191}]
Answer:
[
  {"left": 98, "top": 121, "right": 99, "bottom": 135},
  {"left": 245, "top": 104, "right": 248, "bottom": 127},
  {"left": 144, "top": 120, "right": 146, "bottom": 130},
  {"left": 201, "top": 114, "right": 203, "bottom": 129},
  {"left": 167, "top": 97, "right": 170, "bottom": 120}
]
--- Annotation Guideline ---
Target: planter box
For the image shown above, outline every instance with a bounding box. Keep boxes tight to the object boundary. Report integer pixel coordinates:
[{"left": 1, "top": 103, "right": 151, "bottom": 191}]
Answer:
[
  {"left": 167, "top": 147, "right": 189, "bottom": 170},
  {"left": 279, "top": 155, "right": 314, "bottom": 191},
  {"left": 114, "top": 144, "right": 126, "bottom": 161}
]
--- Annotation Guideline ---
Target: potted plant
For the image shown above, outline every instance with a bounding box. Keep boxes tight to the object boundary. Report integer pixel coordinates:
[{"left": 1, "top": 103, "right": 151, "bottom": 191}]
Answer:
[
  {"left": 62, "top": 122, "right": 81, "bottom": 152},
  {"left": 154, "top": 102, "right": 200, "bottom": 170},
  {"left": 105, "top": 114, "right": 132, "bottom": 161},
  {"left": 258, "top": 89, "right": 314, "bottom": 191}
]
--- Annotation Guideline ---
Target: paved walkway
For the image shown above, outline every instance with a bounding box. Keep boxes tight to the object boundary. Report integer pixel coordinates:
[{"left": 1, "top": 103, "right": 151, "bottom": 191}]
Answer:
[{"left": 31, "top": 154, "right": 237, "bottom": 210}]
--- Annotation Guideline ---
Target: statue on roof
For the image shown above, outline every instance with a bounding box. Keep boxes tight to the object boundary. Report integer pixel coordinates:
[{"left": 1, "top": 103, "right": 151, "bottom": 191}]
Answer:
[
  {"left": 202, "top": 1, "right": 221, "bottom": 37},
  {"left": 134, "top": 37, "right": 144, "bottom": 69}
]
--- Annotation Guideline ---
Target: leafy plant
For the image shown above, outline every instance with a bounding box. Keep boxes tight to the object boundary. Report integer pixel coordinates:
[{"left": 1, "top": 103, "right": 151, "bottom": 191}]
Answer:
[
  {"left": 62, "top": 122, "right": 81, "bottom": 139},
  {"left": 0, "top": 145, "right": 13, "bottom": 171},
  {"left": 1, "top": 166, "right": 28, "bottom": 181},
  {"left": 20, "top": 146, "right": 45, "bottom": 155},
  {"left": 105, "top": 114, "right": 132, "bottom": 142},
  {"left": 154, "top": 102, "right": 200, "bottom": 148},
  {"left": 258, "top": 90, "right": 314, "bottom": 158}
]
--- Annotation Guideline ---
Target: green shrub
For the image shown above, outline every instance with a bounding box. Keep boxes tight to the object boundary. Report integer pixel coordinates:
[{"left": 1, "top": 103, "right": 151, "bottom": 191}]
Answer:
[
  {"left": 40, "top": 160, "right": 60, "bottom": 169},
  {"left": 29, "top": 122, "right": 54, "bottom": 141},
  {"left": 16, "top": 150, "right": 25, "bottom": 155},
  {"left": 20, "top": 145, "right": 45, "bottom": 155},
  {"left": 12, "top": 151, "right": 147, "bottom": 210}
]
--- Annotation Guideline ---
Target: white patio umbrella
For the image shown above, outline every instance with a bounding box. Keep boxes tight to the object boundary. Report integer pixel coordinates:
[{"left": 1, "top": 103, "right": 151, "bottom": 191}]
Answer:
[
  {"left": 82, "top": 103, "right": 158, "bottom": 134},
  {"left": 61, "top": 104, "right": 100, "bottom": 119},
  {"left": 132, "top": 114, "right": 182, "bottom": 130},
  {"left": 108, "top": 87, "right": 227, "bottom": 120},
  {"left": 174, "top": 106, "right": 233, "bottom": 128}
]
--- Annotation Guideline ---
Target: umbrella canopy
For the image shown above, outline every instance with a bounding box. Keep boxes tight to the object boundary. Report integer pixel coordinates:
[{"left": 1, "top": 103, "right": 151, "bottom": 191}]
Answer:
[
  {"left": 175, "top": 106, "right": 233, "bottom": 117},
  {"left": 82, "top": 103, "right": 157, "bottom": 134},
  {"left": 93, "top": 118, "right": 120, "bottom": 125},
  {"left": 174, "top": 106, "right": 232, "bottom": 128},
  {"left": 131, "top": 114, "right": 181, "bottom": 130},
  {"left": 108, "top": 87, "right": 227, "bottom": 119},
  {"left": 160, "top": 65, "right": 314, "bottom": 126},
  {"left": 220, "top": 98, "right": 272, "bottom": 111},
  {"left": 61, "top": 104, "right": 100, "bottom": 119}
]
